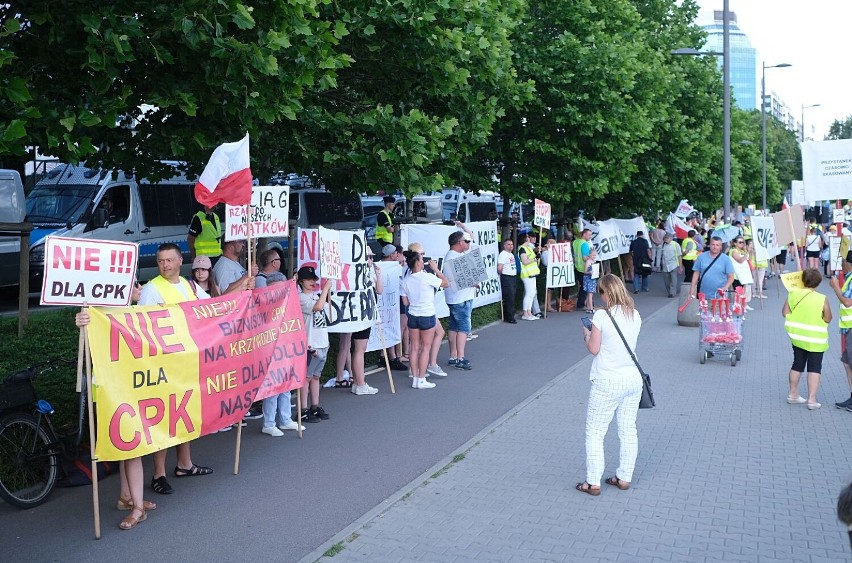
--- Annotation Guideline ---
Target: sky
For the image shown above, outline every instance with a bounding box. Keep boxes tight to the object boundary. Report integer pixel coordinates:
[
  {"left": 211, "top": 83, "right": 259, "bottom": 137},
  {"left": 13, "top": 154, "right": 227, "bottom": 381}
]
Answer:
[{"left": 696, "top": 1, "right": 852, "bottom": 139}]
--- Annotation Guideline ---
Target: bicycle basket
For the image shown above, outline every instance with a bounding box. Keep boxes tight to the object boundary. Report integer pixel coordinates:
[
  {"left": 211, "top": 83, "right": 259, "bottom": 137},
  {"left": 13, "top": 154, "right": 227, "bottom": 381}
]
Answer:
[{"left": 0, "top": 379, "right": 39, "bottom": 412}]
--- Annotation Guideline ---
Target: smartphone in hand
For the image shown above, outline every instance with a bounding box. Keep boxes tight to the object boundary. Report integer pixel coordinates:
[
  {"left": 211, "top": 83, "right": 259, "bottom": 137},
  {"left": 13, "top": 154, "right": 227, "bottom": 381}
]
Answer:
[{"left": 581, "top": 317, "right": 592, "bottom": 331}]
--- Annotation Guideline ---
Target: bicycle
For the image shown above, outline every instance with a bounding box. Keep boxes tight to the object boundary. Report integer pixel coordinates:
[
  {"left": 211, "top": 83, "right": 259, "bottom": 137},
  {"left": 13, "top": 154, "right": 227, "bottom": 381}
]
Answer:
[{"left": 0, "top": 358, "right": 85, "bottom": 508}]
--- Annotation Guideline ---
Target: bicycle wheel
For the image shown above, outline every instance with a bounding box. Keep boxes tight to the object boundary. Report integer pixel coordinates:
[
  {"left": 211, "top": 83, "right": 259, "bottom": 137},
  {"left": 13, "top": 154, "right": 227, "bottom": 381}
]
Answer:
[{"left": 0, "top": 414, "right": 58, "bottom": 508}]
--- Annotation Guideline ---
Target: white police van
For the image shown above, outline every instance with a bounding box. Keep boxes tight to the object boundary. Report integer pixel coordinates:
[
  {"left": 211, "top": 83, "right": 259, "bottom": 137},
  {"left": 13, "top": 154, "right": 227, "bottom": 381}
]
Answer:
[{"left": 26, "top": 162, "right": 201, "bottom": 290}]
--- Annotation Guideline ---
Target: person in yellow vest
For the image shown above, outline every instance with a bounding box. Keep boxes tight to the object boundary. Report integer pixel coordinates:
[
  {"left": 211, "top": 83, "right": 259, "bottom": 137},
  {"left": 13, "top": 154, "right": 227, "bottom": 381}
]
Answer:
[
  {"left": 139, "top": 243, "right": 214, "bottom": 495},
  {"left": 574, "top": 228, "right": 592, "bottom": 308},
  {"left": 681, "top": 230, "right": 699, "bottom": 282},
  {"left": 519, "top": 231, "right": 541, "bottom": 321},
  {"left": 783, "top": 268, "right": 832, "bottom": 410},
  {"left": 829, "top": 272, "right": 852, "bottom": 409},
  {"left": 188, "top": 205, "right": 222, "bottom": 262},
  {"left": 375, "top": 195, "right": 396, "bottom": 245}
]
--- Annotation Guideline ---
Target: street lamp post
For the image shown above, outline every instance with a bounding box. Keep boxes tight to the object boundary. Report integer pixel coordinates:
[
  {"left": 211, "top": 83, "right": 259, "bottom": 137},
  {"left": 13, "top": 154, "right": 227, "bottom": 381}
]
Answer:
[
  {"left": 801, "top": 103, "right": 822, "bottom": 142},
  {"left": 761, "top": 62, "right": 791, "bottom": 211}
]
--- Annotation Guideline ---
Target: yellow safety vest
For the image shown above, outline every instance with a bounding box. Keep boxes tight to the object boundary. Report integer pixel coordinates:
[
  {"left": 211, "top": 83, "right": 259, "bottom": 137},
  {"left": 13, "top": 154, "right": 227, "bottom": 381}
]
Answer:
[
  {"left": 839, "top": 277, "right": 852, "bottom": 329},
  {"left": 519, "top": 244, "right": 540, "bottom": 279},
  {"left": 682, "top": 238, "right": 698, "bottom": 260},
  {"left": 149, "top": 276, "right": 198, "bottom": 305},
  {"left": 375, "top": 209, "right": 394, "bottom": 243},
  {"left": 784, "top": 289, "right": 828, "bottom": 352},
  {"left": 193, "top": 211, "right": 222, "bottom": 257},
  {"left": 573, "top": 239, "right": 587, "bottom": 273}
]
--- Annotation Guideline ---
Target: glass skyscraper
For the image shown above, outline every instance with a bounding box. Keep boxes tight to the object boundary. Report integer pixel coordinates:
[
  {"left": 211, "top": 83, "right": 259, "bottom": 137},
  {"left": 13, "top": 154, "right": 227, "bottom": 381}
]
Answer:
[{"left": 702, "top": 11, "right": 758, "bottom": 111}]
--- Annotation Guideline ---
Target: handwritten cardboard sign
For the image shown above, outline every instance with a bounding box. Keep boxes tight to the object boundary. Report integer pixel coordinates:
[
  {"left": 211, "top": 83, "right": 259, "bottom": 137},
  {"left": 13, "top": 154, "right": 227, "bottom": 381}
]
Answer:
[
  {"left": 533, "top": 199, "right": 551, "bottom": 229},
  {"left": 546, "top": 242, "right": 575, "bottom": 288},
  {"left": 225, "top": 185, "right": 289, "bottom": 241},
  {"left": 319, "top": 226, "right": 343, "bottom": 280},
  {"left": 41, "top": 236, "right": 138, "bottom": 306},
  {"left": 448, "top": 246, "right": 488, "bottom": 289}
]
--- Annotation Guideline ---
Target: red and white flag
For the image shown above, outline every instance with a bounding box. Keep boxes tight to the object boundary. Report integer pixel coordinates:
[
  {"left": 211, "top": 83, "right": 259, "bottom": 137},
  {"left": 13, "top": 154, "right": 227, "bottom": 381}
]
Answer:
[
  {"left": 194, "top": 134, "right": 252, "bottom": 207},
  {"left": 666, "top": 213, "right": 691, "bottom": 239},
  {"left": 673, "top": 199, "right": 695, "bottom": 218},
  {"left": 782, "top": 197, "right": 789, "bottom": 210}
]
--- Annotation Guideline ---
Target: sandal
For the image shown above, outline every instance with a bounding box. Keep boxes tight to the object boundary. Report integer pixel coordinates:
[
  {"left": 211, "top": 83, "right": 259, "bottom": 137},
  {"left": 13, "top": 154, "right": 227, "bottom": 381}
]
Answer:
[
  {"left": 117, "top": 496, "right": 157, "bottom": 511},
  {"left": 174, "top": 463, "right": 213, "bottom": 477},
  {"left": 119, "top": 506, "right": 147, "bottom": 530},
  {"left": 604, "top": 476, "right": 630, "bottom": 490},
  {"left": 150, "top": 475, "right": 174, "bottom": 495},
  {"left": 575, "top": 482, "right": 601, "bottom": 496},
  {"left": 334, "top": 379, "right": 353, "bottom": 388}
]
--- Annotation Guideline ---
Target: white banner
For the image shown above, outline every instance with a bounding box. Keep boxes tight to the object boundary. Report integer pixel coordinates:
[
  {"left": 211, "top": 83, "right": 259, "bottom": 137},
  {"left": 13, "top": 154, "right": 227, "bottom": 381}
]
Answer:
[
  {"left": 790, "top": 180, "right": 807, "bottom": 206},
  {"left": 751, "top": 216, "right": 779, "bottom": 262},
  {"left": 225, "top": 185, "right": 289, "bottom": 241},
  {"left": 583, "top": 219, "right": 629, "bottom": 261},
  {"left": 400, "top": 221, "right": 500, "bottom": 317},
  {"left": 546, "top": 242, "right": 575, "bottom": 289},
  {"left": 533, "top": 199, "right": 551, "bottom": 229},
  {"left": 319, "top": 226, "right": 342, "bottom": 280},
  {"left": 802, "top": 139, "right": 852, "bottom": 201},
  {"left": 41, "top": 236, "right": 138, "bottom": 306},
  {"left": 612, "top": 217, "right": 648, "bottom": 254},
  {"left": 674, "top": 200, "right": 694, "bottom": 218},
  {"left": 829, "top": 236, "right": 843, "bottom": 272},
  {"left": 296, "top": 228, "right": 376, "bottom": 333},
  {"left": 366, "top": 261, "right": 402, "bottom": 352}
]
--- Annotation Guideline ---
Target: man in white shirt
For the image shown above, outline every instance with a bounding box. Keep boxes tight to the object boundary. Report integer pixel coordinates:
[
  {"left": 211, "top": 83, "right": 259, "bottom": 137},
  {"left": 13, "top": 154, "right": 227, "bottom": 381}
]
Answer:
[
  {"left": 443, "top": 222, "right": 477, "bottom": 370},
  {"left": 497, "top": 239, "right": 518, "bottom": 323},
  {"left": 213, "top": 239, "right": 255, "bottom": 294}
]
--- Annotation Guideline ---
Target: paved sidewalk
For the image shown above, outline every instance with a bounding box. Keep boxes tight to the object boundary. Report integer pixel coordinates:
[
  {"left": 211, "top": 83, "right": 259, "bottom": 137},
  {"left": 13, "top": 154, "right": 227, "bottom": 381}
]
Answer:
[{"left": 307, "top": 280, "right": 852, "bottom": 563}]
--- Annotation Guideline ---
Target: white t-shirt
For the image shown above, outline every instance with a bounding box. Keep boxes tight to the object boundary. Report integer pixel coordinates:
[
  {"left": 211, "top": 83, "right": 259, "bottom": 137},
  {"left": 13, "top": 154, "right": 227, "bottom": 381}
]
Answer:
[
  {"left": 497, "top": 250, "right": 517, "bottom": 276},
  {"left": 590, "top": 306, "right": 642, "bottom": 382},
  {"left": 138, "top": 278, "right": 209, "bottom": 305},
  {"left": 443, "top": 242, "right": 477, "bottom": 305},
  {"left": 402, "top": 271, "right": 443, "bottom": 317},
  {"left": 213, "top": 256, "right": 246, "bottom": 291},
  {"left": 299, "top": 291, "right": 329, "bottom": 349}
]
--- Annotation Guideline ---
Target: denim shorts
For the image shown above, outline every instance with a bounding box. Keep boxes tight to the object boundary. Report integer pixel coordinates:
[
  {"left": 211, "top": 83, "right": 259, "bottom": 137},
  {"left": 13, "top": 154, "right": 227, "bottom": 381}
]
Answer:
[
  {"left": 407, "top": 314, "right": 436, "bottom": 331},
  {"left": 447, "top": 300, "right": 472, "bottom": 333}
]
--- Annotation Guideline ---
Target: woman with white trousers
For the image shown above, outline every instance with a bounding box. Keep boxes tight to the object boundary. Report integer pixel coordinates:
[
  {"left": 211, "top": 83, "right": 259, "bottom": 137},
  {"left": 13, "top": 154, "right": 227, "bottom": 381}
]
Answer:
[{"left": 576, "top": 274, "right": 643, "bottom": 496}]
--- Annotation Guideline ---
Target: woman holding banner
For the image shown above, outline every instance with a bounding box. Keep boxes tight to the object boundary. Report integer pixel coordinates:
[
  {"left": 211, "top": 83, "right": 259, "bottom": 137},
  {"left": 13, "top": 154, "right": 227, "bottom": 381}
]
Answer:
[
  {"left": 518, "top": 232, "right": 541, "bottom": 321},
  {"left": 402, "top": 251, "right": 449, "bottom": 389}
]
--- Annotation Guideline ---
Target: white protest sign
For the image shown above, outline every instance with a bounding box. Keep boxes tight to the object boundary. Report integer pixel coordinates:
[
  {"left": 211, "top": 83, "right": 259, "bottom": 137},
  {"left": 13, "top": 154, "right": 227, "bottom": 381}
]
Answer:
[
  {"left": 448, "top": 246, "right": 488, "bottom": 289},
  {"left": 751, "top": 216, "right": 779, "bottom": 262},
  {"left": 583, "top": 219, "right": 629, "bottom": 261},
  {"left": 326, "top": 230, "right": 377, "bottom": 333},
  {"left": 833, "top": 208, "right": 845, "bottom": 224},
  {"left": 225, "top": 185, "right": 289, "bottom": 241},
  {"left": 533, "top": 199, "right": 551, "bottom": 229},
  {"left": 546, "top": 242, "right": 575, "bottom": 289},
  {"left": 802, "top": 139, "right": 852, "bottom": 201},
  {"left": 790, "top": 180, "right": 808, "bottom": 206},
  {"left": 612, "top": 217, "right": 647, "bottom": 254},
  {"left": 41, "top": 236, "right": 138, "bottom": 306},
  {"left": 319, "top": 226, "right": 343, "bottom": 280},
  {"left": 366, "top": 261, "right": 402, "bottom": 353},
  {"left": 829, "top": 236, "right": 843, "bottom": 272}
]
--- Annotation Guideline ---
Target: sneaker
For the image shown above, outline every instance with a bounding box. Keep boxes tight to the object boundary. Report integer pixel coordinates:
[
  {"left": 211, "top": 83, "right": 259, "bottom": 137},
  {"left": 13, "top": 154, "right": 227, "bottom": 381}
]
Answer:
[
  {"left": 243, "top": 406, "right": 264, "bottom": 420},
  {"left": 351, "top": 384, "right": 379, "bottom": 395},
  {"left": 389, "top": 358, "right": 408, "bottom": 371},
  {"left": 836, "top": 397, "right": 852, "bottom": 409},
  {"left": 310, "top": 405, "right": 330, "bottom": 420},
  {"left": 745, "top": 305, "right": 754, "bottom": 311},
  {"left": 454, "top": 358, "right": 472, "bottom": 371},
  {"left": 534, "top": 313, "right": 543, "bottom": 318},
  {"left": 261, "top": 426, "right": 284, "bottom": 437},
  {"left": 278, "top": 419, "right": 305, "bottom": 431},
  {"left": 427, "top": 364, "right": 448, "bottom": 377},
  {"left": 522, "top": 315, "right": 538, "bottom": 321},
  {"left": 217, "top": 425, "right": 233, "bottom": 433},
  {"left": 448, "top": 358, "right": 458, "bottom": 366},
  {"left": 408, "top": 371, "right": 429, "bottom": 378},
  {"left": 412, "top": 378, "right": 436, "bottom": 389},
  {"left": 466, "top": 333, "right": 479, "bottom": 341},
  {"left": 300, "top": 408, "right": 321, "bottom": 423}
]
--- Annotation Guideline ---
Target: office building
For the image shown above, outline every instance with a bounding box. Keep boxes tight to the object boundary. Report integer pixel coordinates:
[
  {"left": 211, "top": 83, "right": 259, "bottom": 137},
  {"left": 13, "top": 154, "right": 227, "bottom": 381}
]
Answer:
[{"left": 702, "top": 10, "right": 758, "bottom": 111}]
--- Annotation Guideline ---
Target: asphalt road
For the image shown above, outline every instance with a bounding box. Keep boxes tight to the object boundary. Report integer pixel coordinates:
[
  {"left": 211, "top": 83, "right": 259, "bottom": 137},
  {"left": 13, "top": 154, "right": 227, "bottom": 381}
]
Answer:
[{"left": 0, "top": 278, "right": 675, "bottom": 561}]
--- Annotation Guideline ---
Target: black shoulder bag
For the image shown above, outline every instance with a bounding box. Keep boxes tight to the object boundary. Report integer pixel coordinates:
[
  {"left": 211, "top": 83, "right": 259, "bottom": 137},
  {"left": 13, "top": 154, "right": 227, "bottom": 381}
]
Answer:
[
  {"left": 605, "top": 309, "right": 655, "bottom": 409},
  {"left": 696, "top": 252, "right": 722, "bottom": 295}
]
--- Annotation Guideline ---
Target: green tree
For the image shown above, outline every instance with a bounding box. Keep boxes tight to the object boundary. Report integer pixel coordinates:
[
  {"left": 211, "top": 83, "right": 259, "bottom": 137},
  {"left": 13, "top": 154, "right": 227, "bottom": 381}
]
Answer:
[
  {"left": 0, "top": 1, "right": 350, "bottom": 178},
  {"left": 257, "top": 0, "right": 528, "bottom": 194},
  {"left": 827, "top": 115, "right": 852, "bottom": 140}
]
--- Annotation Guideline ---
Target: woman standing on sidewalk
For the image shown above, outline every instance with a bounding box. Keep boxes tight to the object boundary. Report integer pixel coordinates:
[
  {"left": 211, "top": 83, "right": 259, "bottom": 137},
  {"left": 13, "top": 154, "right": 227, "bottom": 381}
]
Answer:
[
  {"left": 783, "top": 268, "right": 831, "bottom": 410},
  {"left": 576, "top": 274, "right": 643, "bottom": 496},
  {"left": 402, "top": 250, "right": 449, "bottom": 388}
]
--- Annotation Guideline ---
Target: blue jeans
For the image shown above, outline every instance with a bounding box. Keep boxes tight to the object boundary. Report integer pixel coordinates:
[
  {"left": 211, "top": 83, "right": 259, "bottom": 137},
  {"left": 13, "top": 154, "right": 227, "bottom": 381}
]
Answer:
[
  {"left": 633, "top": 274, "right": 648, "bottom": 292},
  {"left": 262, "top": 391, "right": 293, "bottom": 429},
  {"left": 447, "top": 300, "right": 472, "bottom": 333}
]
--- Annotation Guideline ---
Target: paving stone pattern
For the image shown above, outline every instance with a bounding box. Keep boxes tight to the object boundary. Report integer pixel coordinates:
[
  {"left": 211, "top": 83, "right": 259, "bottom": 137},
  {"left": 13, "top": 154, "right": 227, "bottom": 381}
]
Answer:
[{"left": 310, "top": 283, "right": 852, "bottom": 563}]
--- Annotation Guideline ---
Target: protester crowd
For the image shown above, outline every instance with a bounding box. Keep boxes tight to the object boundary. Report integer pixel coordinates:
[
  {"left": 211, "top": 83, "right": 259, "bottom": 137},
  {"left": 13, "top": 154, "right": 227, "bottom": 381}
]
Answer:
[{"left": 73, "top": 200, "right": 852, "bottom": 528}]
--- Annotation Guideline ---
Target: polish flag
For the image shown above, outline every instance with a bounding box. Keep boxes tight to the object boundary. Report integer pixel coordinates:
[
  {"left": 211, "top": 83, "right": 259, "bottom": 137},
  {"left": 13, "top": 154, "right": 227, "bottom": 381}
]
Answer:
[
  {"left": 666, "top": 213, "right": 691, "bottom": 239},
  {"left": 194, "top": 134, "right": 252, "bottom": 207},
  {"left": 674, "top": 199, "right": 694, "bottom": 218},
  {"left": 782, "top": 197, "right": 789, "bottom": 210}
]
